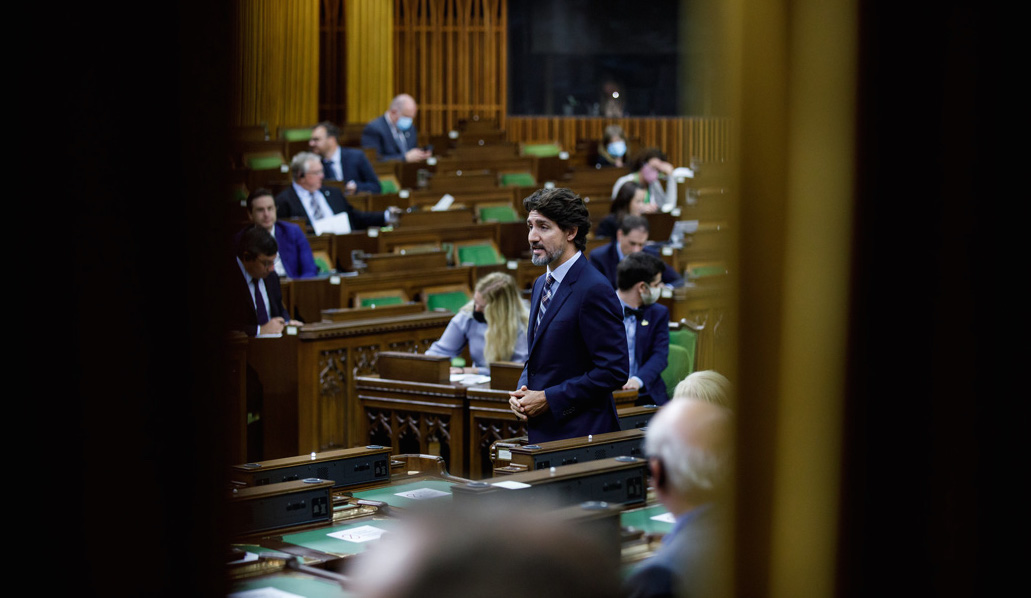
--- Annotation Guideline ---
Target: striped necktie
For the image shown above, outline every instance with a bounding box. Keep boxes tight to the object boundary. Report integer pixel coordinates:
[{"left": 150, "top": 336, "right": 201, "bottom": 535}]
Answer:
[
  {"left": 536, "top": 274, "right": 555, "bottom": 331},
  {"left": 253, "top": 279, "right": 269, "bottom": 325},
  {"left": 308, "top": 190, "right": 325, "bottom": 220}
]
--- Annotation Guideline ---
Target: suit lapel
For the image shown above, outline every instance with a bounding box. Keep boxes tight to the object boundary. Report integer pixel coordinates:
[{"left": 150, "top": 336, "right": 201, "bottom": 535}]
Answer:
[{"left": 528, "top": 257, "right": 583, "bottom": 353}]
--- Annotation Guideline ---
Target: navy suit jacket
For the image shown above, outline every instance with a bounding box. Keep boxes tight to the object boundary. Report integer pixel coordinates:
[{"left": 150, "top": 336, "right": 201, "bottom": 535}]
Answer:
[
  {"left": 324, "top": 147, "right": 381, "bottom": 194},
  {"left": 361, "top": 115, "right": 417, "bottom": 162},
  {"left": 623, "top": 505, "right": 727, "bottom": 598},
  {"left": 628, "top": 302, "right": 671, "bottom": 406},
  {"left": 228, "top": 262, "right": 288, "bottom": 336},
  {"left": 274, "top": 186, "right": 387, "bottom": 231},
  {"left": 588, "top": 241, "right": 685, "bottom": 289},
  {"left": 518, "top": 254, "right": 629, "bottom": 443},
  {"left": 233, "top": 222, "right": 317, "bottom": 279}
]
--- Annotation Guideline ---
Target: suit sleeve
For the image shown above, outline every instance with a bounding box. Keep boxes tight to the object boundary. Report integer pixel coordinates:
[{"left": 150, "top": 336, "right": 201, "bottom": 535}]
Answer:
[
  {"left": 541, "top": 278, "right": 629, "bottom": 417},
  {"left": 293, "top": 230, "right": 318, "bottom": 277},
  {"left": 353, "top": 153, "right": 382, "bottom": 194},
  {"left": 634, "top": 307, "right": 670, "bottom": 391},
  {"left": 361, "top": 120, "right": 405, "bottom": 162}
]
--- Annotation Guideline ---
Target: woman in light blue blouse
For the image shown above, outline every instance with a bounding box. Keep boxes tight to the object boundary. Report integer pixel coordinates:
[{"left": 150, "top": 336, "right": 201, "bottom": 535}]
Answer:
[{"left": 425, "top": 272, "right": 529, "bottom": 374}]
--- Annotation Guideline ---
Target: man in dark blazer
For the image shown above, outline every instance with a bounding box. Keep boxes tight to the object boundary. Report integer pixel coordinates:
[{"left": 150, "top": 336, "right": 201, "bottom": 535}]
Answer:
[
  {"left": 309, "top": 121, "right": 382, "bottom": 194},
  {"left": 238, "top": 188, "right": 318, "bottom": 278},
  {"left": 588, "top": 215, "right": 684, "bottom": 289},
  {"left": 360, "top": 93, "right": 432, "bottom": 163},
  {"left": 509, "top": 187, "right": 629, "bottom": 444},
  {"left": 615, "top": 252, "right": 671, "bottom": 405},
  {"left": 275, "top": 152, "right": 399, "bottom": 231},
  {"left": 229, "top": 226, "right": 299, "bottom": 336},
  {"left": 623, "top": 398, "right": 733, "bottom": 598}
]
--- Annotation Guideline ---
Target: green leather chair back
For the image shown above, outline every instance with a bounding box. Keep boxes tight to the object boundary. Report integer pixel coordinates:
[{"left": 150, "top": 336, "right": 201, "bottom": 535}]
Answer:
[
  {"left": 499, "top": 172, "right": 537, "bottom": 187},
  {"left": 426, "top": 291, "right": 470, "bottom": 314},
  {"left": 360, "top": 295, "right": 405, "bottom": 308},
  {"left": 456, "top": 244, "right": 503, "bottom": 266},
  {"left": 478, "top": 205, "right": 520, "bottom": 223}
]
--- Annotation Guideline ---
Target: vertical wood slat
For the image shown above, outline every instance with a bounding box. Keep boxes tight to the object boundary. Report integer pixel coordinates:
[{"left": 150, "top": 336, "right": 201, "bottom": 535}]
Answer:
[
  {"left": 393, "top": 0, "right": 507, "bottom": 135},
  {"left": 503, "top": 117, "right": 732, "bottom": 166},
  {"left": 232, "top": 0, "right": 319, "bottom": 136},
  {"left": 345, "top": 0, "right": 394, "bottom": 124}
]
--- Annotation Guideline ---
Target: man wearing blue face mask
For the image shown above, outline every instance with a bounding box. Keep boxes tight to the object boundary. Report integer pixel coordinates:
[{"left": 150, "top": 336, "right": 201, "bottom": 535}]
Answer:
[
  {"left": 361, "top": 93, "right": 432, "bottom": 163},
  {"left": 595, "top": 124, "right": 628, "bottom": 168},
  {"left": 615, "top": 251, "right": 671, "bottom": 406}
]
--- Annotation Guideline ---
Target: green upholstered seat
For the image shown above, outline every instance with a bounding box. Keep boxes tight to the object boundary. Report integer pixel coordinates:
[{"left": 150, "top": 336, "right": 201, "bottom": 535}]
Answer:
[
  {"left": 379, "top": 179, "right": 399, "bottom": 194},
  {"left": 456, "top": 244, "right": 503, "bottom": 266},
  {"left": 660, "top": 345, "right": 693, "bottom": 400},
  {"left": 499, "top": 172, "right": 537, "bottom": 187},
  {"left": 521, "top": 143, "right": 562, "bottom": 157},
  {"left": 426, "top": 291, "right": 470, "bottom": 314},
  {"left": 246, "top": 155, "right": 284, "bottom": 170},
  {"left": 281, "top": 128, "right": 313, "bottom": 141},
  {"left": 360, "top": 295, "right": 404, "bottom": 308},
  {"left": 478, "top": 204, "right": 520, "bottom": 223},
  {"left": 314, "top": 256, "right": 332, "bottom": 274},
  {"left": 661, "top": 326, "right": 699, "bottom": 399}
]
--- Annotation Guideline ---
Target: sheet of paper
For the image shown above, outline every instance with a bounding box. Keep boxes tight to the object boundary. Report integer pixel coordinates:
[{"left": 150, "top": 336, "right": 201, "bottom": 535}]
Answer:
[
  {"left": 311, "top": 212, "right": 351, "bottom": 236},
  {"left": 431, "top": 194, "right": 455, "bottom": 211},
  {"left": 492, "top": 480, "right": 531, "bottom": 490},
  {"left": 394, "top": 487, "right": 450, "bottom": 500},
  {"left": 671, "top": 166, "right": 694, "bottom": 178},
  {"left": 449, "top": 373, "right": 491, "bottom": 385},
  {"left": 327, "top": 524, "right": 388, "bottom": 543},
  {"left": 229, "top": 588, "right": 305, "bottom": 598},
  {"left": 650, "top": 512, "right": 676, "bottom": 524}
]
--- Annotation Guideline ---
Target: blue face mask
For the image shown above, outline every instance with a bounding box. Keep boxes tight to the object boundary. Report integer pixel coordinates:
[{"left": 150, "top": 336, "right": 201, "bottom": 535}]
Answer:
[
  {"left": 396, "top": 116, "right": 414, "bottom": 131},
  {"left": 607, "top": 140, "right": 626, "bottom": 157}
]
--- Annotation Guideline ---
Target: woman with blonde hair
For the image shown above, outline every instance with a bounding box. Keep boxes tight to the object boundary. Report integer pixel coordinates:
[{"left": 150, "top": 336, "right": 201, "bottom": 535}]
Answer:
[
  {"left": 673, "top": 370, "right": 733, "bottom": 409},
  {"left": 426, "top": 272, "right": 529, "bottom": 375}
]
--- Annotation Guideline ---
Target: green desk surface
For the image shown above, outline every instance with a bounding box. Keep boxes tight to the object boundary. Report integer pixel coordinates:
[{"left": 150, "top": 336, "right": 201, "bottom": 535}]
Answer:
[
  {"left": 280, "top": 517, "right": 400, "bottom": 556},
  {"left": 230, "top": 571, "right": 352, "bottom": 597},
  {"left": 350, "top": 479, "right": 455, "bottom": 509},
  {"left": 620, "top": 503, "right": 674, "bottom": 536}
]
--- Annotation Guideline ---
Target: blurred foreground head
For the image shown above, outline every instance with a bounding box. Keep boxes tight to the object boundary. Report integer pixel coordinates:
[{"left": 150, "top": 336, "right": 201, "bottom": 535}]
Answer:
[{"left": 349, "top": 502, "right": 622, "bottom": 598}]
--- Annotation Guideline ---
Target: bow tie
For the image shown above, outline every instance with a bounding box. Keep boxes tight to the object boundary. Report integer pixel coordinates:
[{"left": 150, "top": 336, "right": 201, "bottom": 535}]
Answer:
[{"left": 624, "top": 306, "right": 644, "bottom": 320}]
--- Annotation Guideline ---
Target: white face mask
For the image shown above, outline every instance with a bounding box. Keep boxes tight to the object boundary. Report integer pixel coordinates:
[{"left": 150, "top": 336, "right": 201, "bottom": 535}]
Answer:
[
  {"left": 396, "top": 115, "right": 413, "bottom": 131},
  {"left": 607, "top": 140, "right": 627, "bottom": 157},
  {"left": 641, "top": 283, "right": 661, "bottom": 305}
]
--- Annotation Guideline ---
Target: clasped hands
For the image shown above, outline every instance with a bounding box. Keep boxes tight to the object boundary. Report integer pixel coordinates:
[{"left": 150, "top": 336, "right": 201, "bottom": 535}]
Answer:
[{"left": 508, "top": 385, "right": 549, "bottom": 420}]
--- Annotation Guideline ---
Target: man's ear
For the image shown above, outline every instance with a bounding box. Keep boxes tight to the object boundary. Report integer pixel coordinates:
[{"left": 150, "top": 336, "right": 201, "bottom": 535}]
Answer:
[
  {"left": 650, "top": 456, "right": 666, "bottom": 490},
  {"left": 566, "top": 226, "right": 578, "bottom": 243}
]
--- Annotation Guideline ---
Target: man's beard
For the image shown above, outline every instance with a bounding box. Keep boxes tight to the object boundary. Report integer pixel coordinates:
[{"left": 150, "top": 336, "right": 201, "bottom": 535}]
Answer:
[{"left": 530, "top": 244, "right": 561, "bottom": 266}]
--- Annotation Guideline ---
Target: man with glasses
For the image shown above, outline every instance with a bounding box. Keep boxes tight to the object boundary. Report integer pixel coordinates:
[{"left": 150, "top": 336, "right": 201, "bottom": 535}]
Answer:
[{"left": 274, "top": 152, "right": 400, "bottom": 230}]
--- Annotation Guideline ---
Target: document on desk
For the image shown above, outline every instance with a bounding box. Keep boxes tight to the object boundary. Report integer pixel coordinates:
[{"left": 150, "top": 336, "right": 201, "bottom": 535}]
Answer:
[
  {"left": 651, "top": 511, "right": 676, "bottom": 524},
  {"left": 328, "top": 524, "right": 388, "bottom": 543},
  {"left": 312, "top": 212, "right": 351, "bottom": 235},
  {"left": 450, "top": 373, "right": 491, "bottom": 385},
  {"left": 394, "top": 487, "right": 450, "bottom": 500},
  {"left": 431, "top": 193, "right": 455, "bottom": 211}
]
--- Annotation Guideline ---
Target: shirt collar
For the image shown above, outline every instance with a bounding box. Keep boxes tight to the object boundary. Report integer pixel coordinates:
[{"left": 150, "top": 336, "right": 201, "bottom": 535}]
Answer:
[{"left": 546, "top": 251, "right": 581, "bottom": 283}]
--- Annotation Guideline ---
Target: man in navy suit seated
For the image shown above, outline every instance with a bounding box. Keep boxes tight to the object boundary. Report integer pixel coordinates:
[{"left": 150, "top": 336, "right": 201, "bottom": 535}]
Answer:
[
  {"left": 623, "top": 398, "right": 733, "bottom": 598},
  {"left": 615, "top": 252, "right": 671, "bottom": 406},
  {"left": 509, "top": 187, "right": 629, "bottom": 443},
  {"left": 309, "top": 121, "right": 382, "bottom": 195},
  {"left": 274, "top": 152, "right": 401, "bottom": 231},
  {"left": 361, "top": 93, "right": 432, "bottom": 163},
  {"left": 239, "top": 188, "right": 318, "bottom": 279},
  {"left": 588, "top": 214, "right": 684, "bottom": 289}
]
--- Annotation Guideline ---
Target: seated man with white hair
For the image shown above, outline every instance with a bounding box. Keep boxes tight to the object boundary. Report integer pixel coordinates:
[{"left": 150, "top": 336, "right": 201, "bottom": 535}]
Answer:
[{"left": 624, "top": 398, "right": 734, "bottom": 598}]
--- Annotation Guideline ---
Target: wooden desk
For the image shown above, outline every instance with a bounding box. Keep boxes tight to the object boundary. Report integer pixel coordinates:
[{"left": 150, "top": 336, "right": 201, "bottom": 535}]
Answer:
[{"left": 246, "top": 312, "right": 453, "bottom": 459}]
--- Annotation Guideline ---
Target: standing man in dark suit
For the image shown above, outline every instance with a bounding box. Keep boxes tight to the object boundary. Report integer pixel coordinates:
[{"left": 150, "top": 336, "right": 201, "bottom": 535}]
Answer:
[
  {"left": 274, "top": 152, "right": 400, "bottom": 230},
  {"left": 509, "top": 187, "right": 629, "bottom": 443},
  {"left": 309, "top": 121, "right": 382, "bottom": 194},
  {"left": 229, "top": 226, "right": 302, "bottom": 336},
  {"left": 588, "top": 215, "right": 684, "bottom": 289},
  {"left": 361, "top": 93, "right": 432, "bottom": 163},
  {"left": 623, "top": 398, "right": 733, "bottom": 598},
  {"left": 615, "top": 252, "right": 671, "bottom": 406}
]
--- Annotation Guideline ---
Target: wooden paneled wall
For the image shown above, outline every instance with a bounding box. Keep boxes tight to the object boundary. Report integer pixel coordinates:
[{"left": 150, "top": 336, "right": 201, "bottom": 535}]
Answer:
[
  {"left": 346, "top": 0, "right": 395, "bottom": 124},
  {"left": 393, "top": 0, "right": 508, "bottom": 135},
  {"left": 505, "top": 116, "right": 734, "bottom": 167},
  {"left": 231, "top": 0, "right": 320, "bottom": 136}
]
